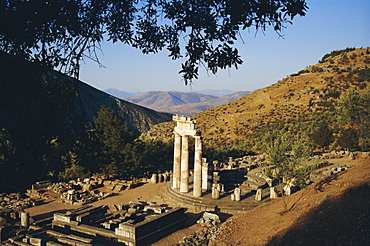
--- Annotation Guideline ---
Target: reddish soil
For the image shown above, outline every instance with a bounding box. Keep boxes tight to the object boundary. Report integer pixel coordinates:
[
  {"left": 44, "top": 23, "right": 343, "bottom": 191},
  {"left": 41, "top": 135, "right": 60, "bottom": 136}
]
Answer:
[{"left": 209, "top": 156, "right": 370, "bottom": 246}]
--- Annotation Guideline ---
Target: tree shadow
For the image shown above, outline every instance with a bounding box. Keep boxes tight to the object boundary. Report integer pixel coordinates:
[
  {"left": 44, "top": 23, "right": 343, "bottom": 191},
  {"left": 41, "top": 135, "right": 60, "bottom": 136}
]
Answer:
[{"left": 266, "top": 183, "right": 370, "bottom": 246}]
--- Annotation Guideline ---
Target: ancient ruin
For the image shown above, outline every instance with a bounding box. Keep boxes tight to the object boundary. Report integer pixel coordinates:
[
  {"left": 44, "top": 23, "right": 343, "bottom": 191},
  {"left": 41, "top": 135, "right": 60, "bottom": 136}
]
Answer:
[
  {"left": 51, "top": 202, "right": 186, "bottom": 246},
  {"left": 172, "top": 115, "right": 204, "bottom": 197},
  {"left": 168, "top": 116, "right": 272, "bottom": 212}
]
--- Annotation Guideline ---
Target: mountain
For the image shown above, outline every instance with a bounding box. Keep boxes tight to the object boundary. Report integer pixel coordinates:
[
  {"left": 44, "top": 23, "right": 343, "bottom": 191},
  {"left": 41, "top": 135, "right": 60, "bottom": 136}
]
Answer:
[
  {"left": 70, "top": 81, "right": 172, "bottom": 134},
  {"left": 0, "top": 52, "right": 172, "bottom": 136},
  {"left": 0, "top": 52, "right": 173, "bottom": 192},
  {"left": 125, "top": 90, "right": 251, "bottom": 116},
  {"left": 104, "top": 88, "right": 142, "bottom": 99},
  {"left": 145, "top": 48, "right": 370, "bottom": 144},
  {"left": 193, "top": 89, "right": 239, "bottom": 97}
]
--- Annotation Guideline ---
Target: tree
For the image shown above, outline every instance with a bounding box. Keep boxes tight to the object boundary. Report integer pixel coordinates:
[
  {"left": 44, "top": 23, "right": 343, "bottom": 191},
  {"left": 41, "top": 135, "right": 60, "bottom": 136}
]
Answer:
[
  {"left": 260, "top": 128, "right": 314, "bottom": 188},
  {"left": 337, "top": 88, "right": 370, "bottom": 151},
  {"left": 93, "top": 105, "right": 137, "bottom": 176},
  {"left": 309, "top": 120, "right": 334, "bottom": 150},
  {"left": 0, "top": 0, "right": 308, "bottom": 84},
  {"left": 337, "top": 88, "right": 370, "bottom": 127}
]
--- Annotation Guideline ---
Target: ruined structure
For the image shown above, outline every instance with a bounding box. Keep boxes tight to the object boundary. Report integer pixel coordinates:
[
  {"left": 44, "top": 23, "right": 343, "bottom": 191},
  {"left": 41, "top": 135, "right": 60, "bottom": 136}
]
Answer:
[
  {"left": 172, "top": 115, "right": 204, "bottom": 197},
  {"left": 51, "top": 203, "right": 186, "bottom": 246},
  {"left": 1, "top": 202, "right": 186, "bottom": 246},
  {"left": 168, "top": 117, "right": 271, "bottom": 212}
]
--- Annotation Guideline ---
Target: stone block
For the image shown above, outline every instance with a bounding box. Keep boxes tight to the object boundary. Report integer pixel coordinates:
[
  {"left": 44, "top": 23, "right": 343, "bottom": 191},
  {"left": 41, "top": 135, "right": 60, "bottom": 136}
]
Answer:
[
  {"left": 114, "top": 184, "right": 123, "bottom": 192},
  {"left": 29, "top": 237, "right": 42, "bottom": 246}
]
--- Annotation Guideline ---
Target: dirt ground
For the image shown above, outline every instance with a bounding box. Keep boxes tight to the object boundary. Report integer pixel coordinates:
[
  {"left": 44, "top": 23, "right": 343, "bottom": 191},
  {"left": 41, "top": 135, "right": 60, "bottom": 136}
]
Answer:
[
  {"left": 25, "top": 156, "right": 370, "bottom": 246},
  {"left": 209, "top": 156, "right": 370, "bottom": 246},
  {"left": 25, "top": 180, "right": 203, "bottom": 246}
]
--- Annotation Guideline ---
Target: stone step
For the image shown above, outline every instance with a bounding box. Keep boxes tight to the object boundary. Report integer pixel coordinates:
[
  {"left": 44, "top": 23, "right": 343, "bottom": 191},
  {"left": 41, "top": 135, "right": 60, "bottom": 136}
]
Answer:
[{"left": 165, "top": 184, "right": 258, "bottom": 213}]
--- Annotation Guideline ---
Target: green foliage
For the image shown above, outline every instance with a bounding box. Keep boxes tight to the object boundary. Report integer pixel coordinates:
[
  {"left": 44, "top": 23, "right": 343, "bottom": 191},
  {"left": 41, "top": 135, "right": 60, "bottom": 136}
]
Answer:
[
  {"left": 309, "top": 121, "right": 334, "bottom": 149},
  {"left": 0, "top": 0, "right": 308, "bottom": 84},
  {"left": 337, "top": 128, "right": 360, "bottom": 151},
  {"left": 59, "top": 163, "right": 90, "bottom": 181},
  {"left": 204, "top": 139, "right": 253, "bottom": 161},
  {"left": 291, "top": 69, "right": 310, "bottom": 76},
  {"left": 337, "top": 88, "right": 370, "bottom": 127},
  {"left": 59, "top": 105, "right": 175, "bottom": 179},
  {"left": 94, "top": 105, "right": 135, "bottom": 153},
  {"left": 356, "top": 68, "right": 370, "bottom": 82},
  {"left": 319, "top": 48, "right": 356, "bottom": 63},
  {"left": 259, "top": 127, "right": 314, "bottom": 187},
  {"left": 92, "top": 106, "right": 137, "bottom": 176}
]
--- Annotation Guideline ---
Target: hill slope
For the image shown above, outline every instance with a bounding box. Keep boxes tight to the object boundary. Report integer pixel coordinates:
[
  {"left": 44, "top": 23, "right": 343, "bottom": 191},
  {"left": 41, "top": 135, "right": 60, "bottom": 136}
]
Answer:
[
  {"left": 145, "top": 48, "right": 370, "bottom": 143},
  {"left": 0, "top": 53, "right": 172, "bottom": 135},
  {"left": 125, "top": 90, "right": 251, "bottom": 115},
  {"left": 210, "top": 156, "right": 370, "bottom": 245},
  {"left": 0, "top": 53, "right": 172, "bottom": 192}
]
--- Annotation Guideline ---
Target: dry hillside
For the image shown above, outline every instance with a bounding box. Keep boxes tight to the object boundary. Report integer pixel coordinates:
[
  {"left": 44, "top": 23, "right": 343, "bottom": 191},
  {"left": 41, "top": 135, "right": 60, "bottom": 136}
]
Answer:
[
  {"left": 145, "top": 48, "right": 370, "bottom": 144},
  {"left": 209, "top": 156, "right": 370, "bottom": 246}
]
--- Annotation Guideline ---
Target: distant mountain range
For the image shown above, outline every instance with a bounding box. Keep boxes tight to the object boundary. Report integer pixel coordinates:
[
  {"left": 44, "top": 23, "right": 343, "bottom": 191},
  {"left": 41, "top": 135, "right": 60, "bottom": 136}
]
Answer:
[
  {"left": 104, "top": 88, "right": 142, "bottom": 99},
  {"left": 104, "top": 88, "right": 239, "bottom": 99},
  {"left": 104, "top": 89, "right": 251, "bottom": 116}
]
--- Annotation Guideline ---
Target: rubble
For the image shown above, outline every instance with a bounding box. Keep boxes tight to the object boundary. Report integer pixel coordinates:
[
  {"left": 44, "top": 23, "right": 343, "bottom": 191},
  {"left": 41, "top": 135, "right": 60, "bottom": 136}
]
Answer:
[
  {"left": 59, "top": 189, "right": 112, "bottom": 205},
  {"left": 173, "top": 226, "right": 220, "bottom": 246},
  {"left": 197, "top": 212, "right": 221, "bottom": 227},
  {"left": 0, "top": 193, "right": 37, "bottom": 212}
]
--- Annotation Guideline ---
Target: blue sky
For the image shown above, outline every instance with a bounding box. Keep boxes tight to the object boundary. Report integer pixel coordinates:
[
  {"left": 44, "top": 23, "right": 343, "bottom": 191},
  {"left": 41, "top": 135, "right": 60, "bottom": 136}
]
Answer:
[{"left": 79, "top": 0, "right": 370, "bottom": 93}]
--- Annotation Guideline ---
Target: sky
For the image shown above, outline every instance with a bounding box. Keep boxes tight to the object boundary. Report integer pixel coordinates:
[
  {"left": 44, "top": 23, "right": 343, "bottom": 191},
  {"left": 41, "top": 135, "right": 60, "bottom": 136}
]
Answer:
[{"left": 79, "top": 0, "right": 370, "bottom": 93}]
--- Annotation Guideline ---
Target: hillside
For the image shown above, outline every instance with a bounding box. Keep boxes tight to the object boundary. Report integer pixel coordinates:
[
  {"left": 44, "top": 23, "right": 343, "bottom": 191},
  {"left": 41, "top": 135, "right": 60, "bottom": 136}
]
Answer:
[
  {"left": 209, "top": 156, "right": 370, "bottom": 245},
  {"left": 0, "top": 53, "right": 172, "bottom": 192},
  {"left": 0, "top": 53, "right": 172, "bottom": 136},
  {"left": 145, "top": 48, "right": 370, "bottom": 144},
  {"left": 125, "top": 91, "right": 251, "bottom": 116}
]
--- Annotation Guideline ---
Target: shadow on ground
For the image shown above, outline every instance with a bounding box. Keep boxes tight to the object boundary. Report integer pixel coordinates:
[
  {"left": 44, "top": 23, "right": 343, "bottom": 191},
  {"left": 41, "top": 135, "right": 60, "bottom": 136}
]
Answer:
[{"left": 266, "top": 183, "right": 370, "bottom": 246}]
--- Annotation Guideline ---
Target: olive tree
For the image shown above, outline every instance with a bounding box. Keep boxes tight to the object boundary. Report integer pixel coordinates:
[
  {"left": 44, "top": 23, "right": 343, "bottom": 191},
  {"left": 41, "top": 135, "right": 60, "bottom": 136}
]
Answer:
[{"left": 260, "top": 128, "right": 314, "bottom": 188}]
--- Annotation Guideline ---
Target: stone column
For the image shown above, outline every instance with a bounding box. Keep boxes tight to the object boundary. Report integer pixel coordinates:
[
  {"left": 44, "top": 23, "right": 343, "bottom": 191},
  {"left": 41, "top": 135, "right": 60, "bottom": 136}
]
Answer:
[
  {"left": 150, "top": 173, "right": 158, "bottom": 184},
  {"left": 255, "top": 188, "right": 262, "bottom": 201},
  {"left": 21, "top": 211, "right": 30, "bottom": 228},
  {"left": 180, "top": 135, "right": 189, "bottom": 193},
  {"left": 202, "top": 159, "right": 211, "bottom": 190},
  {"left": 193, "top": 136, "right": 202, "bottom": 197},
  {"left": 234, "top": 187, "right": 241, "bottom": 201},
  {"left": 212, "top": 185, "right": 220, "bottom": 199},
  {"left": 270, "top": 187, "right": 278, "bottom": 199},
  {"left": 173, "top": 133, "right": 181, "bottom": 189}
]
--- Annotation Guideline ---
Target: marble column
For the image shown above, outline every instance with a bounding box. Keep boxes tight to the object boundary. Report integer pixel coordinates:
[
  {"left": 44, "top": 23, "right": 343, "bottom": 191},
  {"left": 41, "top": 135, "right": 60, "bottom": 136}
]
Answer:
[
  {"left": 255, "top": 188, "right": 262, "bottom": 201},
  {"left": 173, "top": 132, "right": 181, "bottom": 189},
  {"left": 180, "top": 135, "right": 189, "bottom": 193},
  {"left": 21, "top": 211, "right": 30, "bottom": 228},
  {"left": 193, "top": 135, "right": 202, "bottom": 197},
  {"left": 234, "top": 187, "right": 241, "bottom": 201},
  {"left": 202, "top": 160, "right": 211, "bottom": 190}
]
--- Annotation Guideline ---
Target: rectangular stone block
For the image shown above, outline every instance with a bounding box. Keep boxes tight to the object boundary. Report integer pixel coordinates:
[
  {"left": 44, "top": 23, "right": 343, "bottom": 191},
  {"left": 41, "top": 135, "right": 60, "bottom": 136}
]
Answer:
[{"left": 114, "top": 184, "right": 123, "bottom": 192}]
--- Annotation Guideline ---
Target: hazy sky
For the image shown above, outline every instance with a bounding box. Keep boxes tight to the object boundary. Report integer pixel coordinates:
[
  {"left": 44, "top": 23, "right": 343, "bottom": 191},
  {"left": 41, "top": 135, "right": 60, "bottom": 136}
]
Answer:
[{"left": 79, "top": 0, "right": 370, "bottom": 93}]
